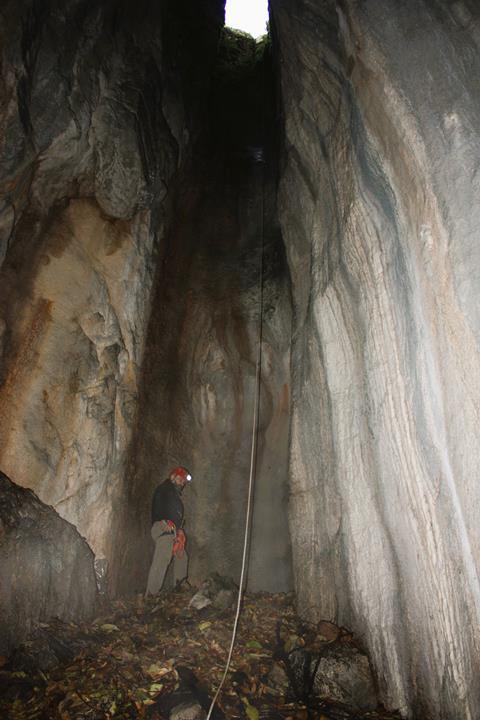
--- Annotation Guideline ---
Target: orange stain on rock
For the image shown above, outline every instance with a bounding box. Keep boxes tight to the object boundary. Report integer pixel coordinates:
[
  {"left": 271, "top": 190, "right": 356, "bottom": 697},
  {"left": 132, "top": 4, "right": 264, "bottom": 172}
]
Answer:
[{"left": 0, "top": 297, "right": 53, "bottom": 455}]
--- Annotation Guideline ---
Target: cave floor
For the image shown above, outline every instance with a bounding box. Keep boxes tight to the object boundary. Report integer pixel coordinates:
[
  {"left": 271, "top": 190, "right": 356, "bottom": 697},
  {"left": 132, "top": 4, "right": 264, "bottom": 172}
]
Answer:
[{"left": 1, "top": 585, "right": 402, "bottom": 720}]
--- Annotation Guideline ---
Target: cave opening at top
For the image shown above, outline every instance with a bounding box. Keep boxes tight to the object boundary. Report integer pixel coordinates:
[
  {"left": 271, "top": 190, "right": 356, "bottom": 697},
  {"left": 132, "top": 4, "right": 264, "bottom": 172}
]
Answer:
[
  {"left": 1, "top": 1, "right": 480, "bottom": 718},
  {"left": 224, "top": 0, "right": 269, "bottom": 38}
]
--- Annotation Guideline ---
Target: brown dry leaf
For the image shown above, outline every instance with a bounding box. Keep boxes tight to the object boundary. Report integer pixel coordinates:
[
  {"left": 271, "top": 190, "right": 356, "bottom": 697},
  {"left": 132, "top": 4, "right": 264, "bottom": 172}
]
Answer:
[
  {"left": 145, "top": 662, "right": 174, "bottom": 680},
  {"left": 210, "top": 640, "right": 224, "bottom": 655},
  {"left": 295, "top": 711, "right": 308, "bottom": 720},
  {"left": 317, "top": 620, "right": 340, "bottom": 642}
]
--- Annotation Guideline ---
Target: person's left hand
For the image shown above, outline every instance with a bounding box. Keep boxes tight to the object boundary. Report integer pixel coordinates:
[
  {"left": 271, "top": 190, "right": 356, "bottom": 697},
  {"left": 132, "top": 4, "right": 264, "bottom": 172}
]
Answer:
[{"left": 173, "top": 528, "right": 186, "bottom": 557}]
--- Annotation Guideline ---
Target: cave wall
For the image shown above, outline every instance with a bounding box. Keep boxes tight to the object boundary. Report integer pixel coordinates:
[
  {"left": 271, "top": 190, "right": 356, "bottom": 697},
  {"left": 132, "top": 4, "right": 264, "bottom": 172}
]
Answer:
[
  {"left": 113, "top": 34, "right": 293, "bottom": 595},
  {"left": 271, "top": 0, "right": 480, "bottom": 717},
  {"left": 0, "top": 0, "right": 223, "bottom": 568},
  {"left": 5, "top": 0, "right": 480, "bottom": 714},
  {"left": 115, "top": 157, "right": 293, "bottom": 595},
  {"left": 0, "top": 1, "right": 292, "bottom": 600}
]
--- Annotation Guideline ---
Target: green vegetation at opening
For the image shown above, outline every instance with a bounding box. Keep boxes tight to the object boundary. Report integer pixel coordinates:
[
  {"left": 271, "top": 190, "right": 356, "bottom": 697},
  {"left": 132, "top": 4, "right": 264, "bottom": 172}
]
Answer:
[{"left": 216, "top": 26, "right": 271, "bottom": 83}]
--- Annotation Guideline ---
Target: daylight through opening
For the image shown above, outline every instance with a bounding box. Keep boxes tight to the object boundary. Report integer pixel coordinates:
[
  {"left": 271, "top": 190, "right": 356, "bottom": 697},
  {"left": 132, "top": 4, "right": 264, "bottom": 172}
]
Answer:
[{"left": 224, "top": 0, "right": 269, "bottom": 38}]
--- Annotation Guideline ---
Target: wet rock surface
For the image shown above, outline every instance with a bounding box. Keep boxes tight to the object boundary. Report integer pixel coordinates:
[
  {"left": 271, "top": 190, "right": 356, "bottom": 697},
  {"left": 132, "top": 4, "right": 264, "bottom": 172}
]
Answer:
[
  {"left": 271, "top": 0, "right": 480, "bottom": 716},
  {"left": 0, "top": 0, "right": 291, "bottom": 604},
  {"left": 0, "top": 470, "right": 97, "bottom": 655},
  {"left": 0, "top": 0, "right": 224, "bottom": 584},
  {"left": 122, "top": 27, "right": 293, "bottom": 596},
  {"left": 2, "top": 2, "right": 480, "bottom": 718}
]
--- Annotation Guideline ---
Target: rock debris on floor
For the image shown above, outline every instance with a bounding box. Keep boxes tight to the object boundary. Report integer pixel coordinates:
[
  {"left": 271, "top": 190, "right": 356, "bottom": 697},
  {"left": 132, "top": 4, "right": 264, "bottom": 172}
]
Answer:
[{"left": 0, "top": 577, "right": 402, "bottom": 720}]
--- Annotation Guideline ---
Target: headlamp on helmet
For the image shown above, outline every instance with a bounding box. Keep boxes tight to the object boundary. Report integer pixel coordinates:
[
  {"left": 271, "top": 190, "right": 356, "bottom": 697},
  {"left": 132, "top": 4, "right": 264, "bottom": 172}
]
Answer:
[{"left": 170, "top": 466, "right": 192, "bottom": 483}]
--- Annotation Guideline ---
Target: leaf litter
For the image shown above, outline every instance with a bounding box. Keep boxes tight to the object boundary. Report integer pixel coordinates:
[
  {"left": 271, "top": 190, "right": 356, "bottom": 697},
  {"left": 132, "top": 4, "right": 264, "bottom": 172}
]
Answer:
[{"left": 0, "top": 585, "right": 403, "bottom": 719}]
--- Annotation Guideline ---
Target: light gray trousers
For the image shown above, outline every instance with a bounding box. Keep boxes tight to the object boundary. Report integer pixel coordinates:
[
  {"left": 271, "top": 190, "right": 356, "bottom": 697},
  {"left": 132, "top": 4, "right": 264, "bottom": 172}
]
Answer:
[{"left": 146, "top": 520, "right": 188, "bottom": 596}]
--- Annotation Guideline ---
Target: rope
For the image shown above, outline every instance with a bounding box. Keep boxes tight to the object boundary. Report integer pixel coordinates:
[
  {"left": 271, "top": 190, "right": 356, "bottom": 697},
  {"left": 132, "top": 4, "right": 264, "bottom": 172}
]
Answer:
[{"left": 205, "top": 155, "right": 266, "bottom": 720}]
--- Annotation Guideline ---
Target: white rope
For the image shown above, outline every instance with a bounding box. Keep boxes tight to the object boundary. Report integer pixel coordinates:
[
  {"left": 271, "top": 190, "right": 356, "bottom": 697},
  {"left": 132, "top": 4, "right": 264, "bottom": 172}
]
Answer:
[{"left": 205, "top": 165, "right": 265, "bottom": 720}]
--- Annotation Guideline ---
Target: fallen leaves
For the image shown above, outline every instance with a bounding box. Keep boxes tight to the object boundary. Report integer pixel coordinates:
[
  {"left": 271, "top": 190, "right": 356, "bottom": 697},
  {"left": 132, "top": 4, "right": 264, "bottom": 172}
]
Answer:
[
  {"left": 198, "top": 621, "right": 212, "bottom": 632},
  {"left": 144, "top": 661, "right": 175, "bottom": 680},
  {"left": 242, "top": 696, "right": 260, "bottom": 719},
  {"left": 0, "top": 586, "right": 403, "bottom": 720},
  {"left": 283, "top": 634, "right": 303, "bottom": 653},
  {"left": 99, "top": 623, "right": 120, "bottom": 633},
  {"left": 316, "top": 621, "right": 340, "bottom": 643}
]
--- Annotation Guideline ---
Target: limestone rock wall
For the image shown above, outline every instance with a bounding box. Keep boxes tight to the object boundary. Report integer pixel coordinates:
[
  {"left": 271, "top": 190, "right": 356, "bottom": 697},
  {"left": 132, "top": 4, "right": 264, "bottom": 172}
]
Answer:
[
  {"left": 271, "top": 0, "right": 480, "bottom": 717},
  {"left": 117, "top": 166, "right": 293, "bottom": 594},
  {"left": 113, "top": 37, "right": 293, "bottom": 596},
  {"left": 0, "top": 2, "right": 291, "bottom": 599},
  {"left": 0, "top": 471, "right": 96, "bottom": 655},
  {"left": 0, "top": 0, "right": 223, "bottom": 571}
]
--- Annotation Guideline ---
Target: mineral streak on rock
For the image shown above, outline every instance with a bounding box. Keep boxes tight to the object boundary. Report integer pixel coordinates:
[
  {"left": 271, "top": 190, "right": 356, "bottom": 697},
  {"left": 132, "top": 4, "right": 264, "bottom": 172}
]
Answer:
[
  {"left": 0, "top": 0, "right": 290, "bottom": 603},
  {"left": 0, "top": 200, "right": 156, "bottom": 560},
  {"left": 114, "top": 28, "right": 293, "bottom": 596},
  {"left": 3, "top": 0, "right": 480, "bottom": 716},
  {"left": 0, "top": 471, "right": 97, "bottom": 655},
  {"left": 271, "top": 0, "right": 480, "bottom": 716},
  {"left": 0, "top": 0, "right": 223, "bottom": 573}
]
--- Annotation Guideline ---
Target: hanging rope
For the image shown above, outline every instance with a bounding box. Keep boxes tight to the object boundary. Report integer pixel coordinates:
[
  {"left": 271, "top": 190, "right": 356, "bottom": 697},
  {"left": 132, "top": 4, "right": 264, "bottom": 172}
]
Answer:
[{"left": 205, "top": 154, "right": 266, "bottom": 720}]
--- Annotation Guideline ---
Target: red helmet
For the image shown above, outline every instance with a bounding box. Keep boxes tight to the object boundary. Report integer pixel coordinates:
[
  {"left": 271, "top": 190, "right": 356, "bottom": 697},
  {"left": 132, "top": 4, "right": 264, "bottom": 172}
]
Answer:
[{"left": 170, "top": 466, "right": 192, "bottom": 483}]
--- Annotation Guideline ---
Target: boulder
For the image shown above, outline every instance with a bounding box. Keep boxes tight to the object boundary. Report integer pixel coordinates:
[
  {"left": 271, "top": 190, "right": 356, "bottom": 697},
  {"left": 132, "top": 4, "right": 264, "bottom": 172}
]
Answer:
[
  {"left": 170, "top": 701, "right": 206, "bottom": 720},
  {"left": 311, "top": 644, "right": 377, "bottom": 712},
  {"left": 189, "top": 574, "right": 237, "bottom": 612},
  {"left": 157, "top": 666, "right": 223, "bottom": 720},
  {"left": 10, "top": 623, "right": 76, "bottom": 673},
  {"left": 0, "top": 471, "right": 97, "bottom": 655},
  {"left": 266, "top": 662, "right": 290, "bottom": 695},
  {"left": 286, "top": 644, "right": 377, "bottom": 712}
]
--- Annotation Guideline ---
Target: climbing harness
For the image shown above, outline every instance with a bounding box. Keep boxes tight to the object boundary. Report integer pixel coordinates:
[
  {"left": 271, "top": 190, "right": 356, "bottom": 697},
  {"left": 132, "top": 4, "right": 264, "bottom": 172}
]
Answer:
[{"left": 206, "top": 159, "right": 266, "bottom": 719}]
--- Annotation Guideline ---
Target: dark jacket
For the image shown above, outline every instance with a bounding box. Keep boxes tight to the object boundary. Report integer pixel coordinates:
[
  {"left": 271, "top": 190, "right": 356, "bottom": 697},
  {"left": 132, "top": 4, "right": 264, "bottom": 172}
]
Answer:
[{"left": 151, "top": 479, "right": 184, "bottom": 528}]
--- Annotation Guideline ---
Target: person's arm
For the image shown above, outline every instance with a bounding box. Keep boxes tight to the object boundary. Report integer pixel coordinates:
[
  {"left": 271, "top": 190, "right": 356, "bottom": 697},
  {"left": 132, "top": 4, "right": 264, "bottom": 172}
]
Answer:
[{"left": 151, "top": 483, "right": 168, "bottom": 524}]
